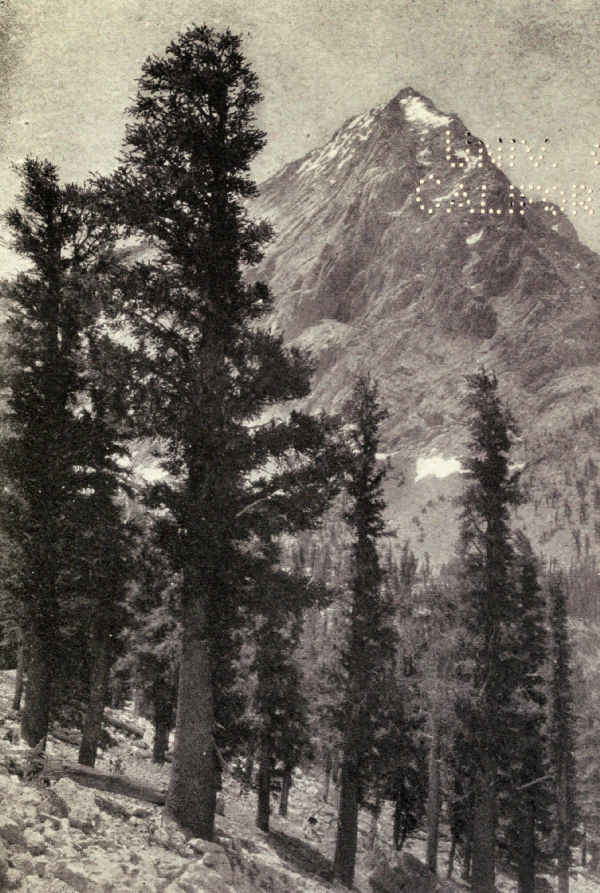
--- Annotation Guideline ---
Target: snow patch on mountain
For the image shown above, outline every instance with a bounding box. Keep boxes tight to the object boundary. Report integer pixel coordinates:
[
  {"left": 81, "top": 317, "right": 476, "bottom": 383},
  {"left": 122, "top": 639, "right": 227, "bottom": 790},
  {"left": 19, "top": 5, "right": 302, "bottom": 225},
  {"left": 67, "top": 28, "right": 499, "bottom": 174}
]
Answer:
[
  {"left": 297, "top": 108, "right": 380, "bottom": 177},
  {"left": 400, "top": 95, "right": 451, "bottom": 130},
  {"left": 466, "top": 229, "right": 484, "bottom": 246},
  {"left": 415, "top": 454, "right": 462, "bottom": 482}
]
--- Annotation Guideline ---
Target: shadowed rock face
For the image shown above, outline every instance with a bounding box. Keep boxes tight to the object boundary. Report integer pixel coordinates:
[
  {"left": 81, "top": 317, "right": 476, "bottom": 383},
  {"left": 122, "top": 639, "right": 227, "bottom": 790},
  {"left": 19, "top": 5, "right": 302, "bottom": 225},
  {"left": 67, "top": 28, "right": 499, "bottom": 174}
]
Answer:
[{"left": 252, "top": 88, "right": 600, "bottom": 565}]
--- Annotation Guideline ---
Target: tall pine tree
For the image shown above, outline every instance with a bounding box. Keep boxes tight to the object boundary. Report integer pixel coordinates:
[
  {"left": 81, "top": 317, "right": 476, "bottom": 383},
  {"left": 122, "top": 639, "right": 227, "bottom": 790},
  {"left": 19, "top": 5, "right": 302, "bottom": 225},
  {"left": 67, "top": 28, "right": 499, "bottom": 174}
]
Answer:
[
  {"left": 96, "top": 26, "right": 340, "bottom": 838},
  {"left": 332, "top": 375, "right": 396, "bottom": 887},
  {"left": 455, "top": 369, "right": 523, "bottom": 893},
  {"left": 1, "top": 160, "right": 121, "bottom": 747}
]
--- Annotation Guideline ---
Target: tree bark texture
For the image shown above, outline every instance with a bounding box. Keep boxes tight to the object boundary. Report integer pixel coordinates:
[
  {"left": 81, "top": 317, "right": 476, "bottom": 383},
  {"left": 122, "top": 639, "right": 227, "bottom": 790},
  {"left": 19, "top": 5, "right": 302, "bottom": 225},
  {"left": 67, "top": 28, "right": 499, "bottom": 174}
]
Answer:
[
  {"left": 557, "top": 756, "right": 570, "bottom": 893},
  {"left": 152, "top": 680, "right": 174, "bottom": 764},
  {"left": 426, "top": 711, "right": 441, "bottom": 874},
  {"left": 333, "top": 757, "right": 359, "bottom": 887},
  {"left": 471, "top": 753, "right": 496, "bottom": 893},
  {"left": 517, "top": 793, "right": 536, "bottom": 893},
  {"left": 21, "top": 624, "right": 54, "bottom": 748},
  {"left": 166, "top": 590, "right": 216, "bottom": 839},
  {"left": 279, "top": 769, "right": 291, "bottom": 817},
  {"left": 79, "top": 620, "right": 112, "bottom": 767},
  {"left": 256, "top": 738, "right": 271, "bottom": 832}
]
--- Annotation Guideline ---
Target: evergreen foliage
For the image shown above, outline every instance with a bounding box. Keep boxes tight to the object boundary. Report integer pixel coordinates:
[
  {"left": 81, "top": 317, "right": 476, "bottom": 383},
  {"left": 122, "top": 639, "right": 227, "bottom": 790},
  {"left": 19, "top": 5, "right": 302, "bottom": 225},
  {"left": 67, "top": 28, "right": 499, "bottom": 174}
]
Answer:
[
  {"left": 115, "top": 507, "right": 181, "bottom": 764},
  {"left": 500, "top": 539, "right": 551, "bottom": 893},
  {"left": 0, "top": 159, "right": 127, "bottom": 748},
  {"left": 547, "top": 570, "right": 578, "bottom": 892},
  {"left": 454, "top": 369, "right": 525, "bottom": 892},
  {"left": 332, "top": 375, "right": 397, "bottom": 887},
  {"left": 246, "top": 542, "right": 325, "bottom": 831},
  {"left": 95, "top": 25, "right": 341, "bottom": 838}
]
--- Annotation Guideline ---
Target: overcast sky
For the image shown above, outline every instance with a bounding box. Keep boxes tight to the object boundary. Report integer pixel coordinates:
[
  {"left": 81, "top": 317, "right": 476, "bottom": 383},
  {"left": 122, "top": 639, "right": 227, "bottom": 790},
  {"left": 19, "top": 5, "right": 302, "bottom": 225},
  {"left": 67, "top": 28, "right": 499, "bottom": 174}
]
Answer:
[{"left": 2, "top": 0, "right": 600, "bottom": 271}]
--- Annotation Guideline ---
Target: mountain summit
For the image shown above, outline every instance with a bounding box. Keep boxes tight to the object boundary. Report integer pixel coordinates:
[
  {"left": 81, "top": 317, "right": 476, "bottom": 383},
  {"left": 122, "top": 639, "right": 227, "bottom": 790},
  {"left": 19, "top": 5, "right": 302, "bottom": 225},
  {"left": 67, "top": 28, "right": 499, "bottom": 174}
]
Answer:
[{"left": 252, "top": 89, "right": 600, "bottom": 565}]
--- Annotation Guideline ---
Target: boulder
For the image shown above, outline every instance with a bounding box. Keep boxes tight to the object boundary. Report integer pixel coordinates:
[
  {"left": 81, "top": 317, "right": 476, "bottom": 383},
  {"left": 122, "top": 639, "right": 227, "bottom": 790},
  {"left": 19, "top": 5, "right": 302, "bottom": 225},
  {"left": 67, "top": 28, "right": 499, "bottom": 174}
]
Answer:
[
  {"left": 10, "top": 851, "right": 35, "bottom": 876},
  {"left": 55, "top": 860, "right": 102, "bottom": 892},
  {"left": 237, "top": 849, "right": 301, "bottom": 893},
  {"left": 186, "top": 838, "right": 226, "bottom": 856},
  {"left": 0, "top": 815, "right": 25, "bottom": 849},
  {"left": 23, "top": 827, "right": 46, "bottom": 855},
  {"left": 152, "top": 816, "right": 188, "bottom": 855},
  {"left": 3, "top": 722, "right": 20, "bottom": 744},
  {"left": 4, "top": 868, "right": 23, "bottom": 890},
  {"left": 368, "top": 851, "right": 458, "bottom": 893},
  {"left": 53, "top": 778, "right": 101, "bottom": 832},
  {"left": 33, "top": 855, "right": 49, "bottom": 878},
  {"left": 202, "top": 848, "right": 234, "bottom": 883},
  {"left": 155, "top": 854, "right": 187, "bottom": 881},
  {"left": 169, "top": 861, "right": 235, "bottom": 893}
]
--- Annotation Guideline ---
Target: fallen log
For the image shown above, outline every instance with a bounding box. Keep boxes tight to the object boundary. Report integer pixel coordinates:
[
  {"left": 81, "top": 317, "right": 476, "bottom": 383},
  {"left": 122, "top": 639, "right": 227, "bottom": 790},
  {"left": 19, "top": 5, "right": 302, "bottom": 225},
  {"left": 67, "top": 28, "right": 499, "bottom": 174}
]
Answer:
[
  {"left": 42, "top": 758, "right": 166, "bottom": 805},
  {"left": 94, "top": 793, "right": 154, "bottom": 820},
  {"left": 104, "top": 709, "right": 145, "bottom": 740},
  {"left": 94, "top": 793, "right": 135, "bottom": 819},
  {"left": 7, "top": 753, "right": 166, "bottom": 805},
  {"left": 50, "top": 726, "right": 81, "bottom": 747}
]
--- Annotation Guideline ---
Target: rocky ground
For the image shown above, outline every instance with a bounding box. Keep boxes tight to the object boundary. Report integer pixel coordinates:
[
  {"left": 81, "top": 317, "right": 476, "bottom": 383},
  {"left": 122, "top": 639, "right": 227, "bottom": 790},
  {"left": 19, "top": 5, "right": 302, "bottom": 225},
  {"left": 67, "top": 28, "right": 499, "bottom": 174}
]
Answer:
[{"left": 1, "top": 670, "right": 599, "bottom": 892}]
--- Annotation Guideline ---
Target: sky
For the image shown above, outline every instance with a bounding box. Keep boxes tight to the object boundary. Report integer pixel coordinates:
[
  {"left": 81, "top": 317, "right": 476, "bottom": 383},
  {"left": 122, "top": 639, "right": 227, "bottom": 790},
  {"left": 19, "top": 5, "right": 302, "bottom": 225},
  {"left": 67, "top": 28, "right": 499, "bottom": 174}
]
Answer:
[{"left": 2, "top": 0, "right": 600, "bottom": 272}]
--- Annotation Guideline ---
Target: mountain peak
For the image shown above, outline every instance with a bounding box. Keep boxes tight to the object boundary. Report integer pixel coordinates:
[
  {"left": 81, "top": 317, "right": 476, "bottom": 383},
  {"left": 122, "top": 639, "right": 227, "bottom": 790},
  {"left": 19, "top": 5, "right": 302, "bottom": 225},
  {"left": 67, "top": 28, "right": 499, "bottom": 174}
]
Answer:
[
  {"left": 388, "top": 86, "right": 449, "bottom": 116},
  {"left": 253, "top": 92, "right": 600, "bottom": 566}
]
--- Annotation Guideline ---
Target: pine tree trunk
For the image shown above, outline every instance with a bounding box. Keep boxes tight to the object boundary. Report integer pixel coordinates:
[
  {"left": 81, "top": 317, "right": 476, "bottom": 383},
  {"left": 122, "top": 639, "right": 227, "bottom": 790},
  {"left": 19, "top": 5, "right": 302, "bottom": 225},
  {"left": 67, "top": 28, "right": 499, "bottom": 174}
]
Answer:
[
  {"left": 166, "top": 588, "right": 216, "bottom": 839},
  {"left": 279, "top": 769, "right": 291, "bottom": 817},
  {"left": 256, "top": 737, "right": 271, "bottom": 832},
  {"left": 393, "top": 789, "right": 402, "bottom": 850},
  {"left": 21, "top": 624, "right": 53, "bottom": 748},
  {"left": 333, "top": 757, "right": 359, "bottom": 887},
  {"left": 153, "top": 717, "right": 170, "bottom": 764},
  {"left": 557, "top": 756, "right": 570, "bottom": 893},
  {"left": 332, "top": 749, "right": 340, "bottom": 785},
  {"left": 323, "top": 749, "right": 331, "bottom": 803},
  {"left": 245, "top": 753, "right": 254, "bottom": 787},
  {"left": 133, "top": 687, "right": 145, "bottom": 717},
  {"left": 461, "top": 830, "right": 472, "bottom": 881},
  {"left": 447, "top": 834, "right": 457, "bottom": 879},
  {"left": 152, "top": 679, "right": 173, "bottom": 764},
  {"left": 12, "top": 634, "right": 26, "bottom": 712},
  {"left": 470, "top": 755, "right": 496, "bottom": 893},
  {"left": 79, "top": 620, "right": 112, "bottom": 767},
  {"left": 517, "top": 795, "right": 536, "bottom": 893},
  {"left": 367, "top": 797, "right": 382, "bottom": 850},
  {"left": 426, "top": 711, "right": 442, "bottom": 874}
]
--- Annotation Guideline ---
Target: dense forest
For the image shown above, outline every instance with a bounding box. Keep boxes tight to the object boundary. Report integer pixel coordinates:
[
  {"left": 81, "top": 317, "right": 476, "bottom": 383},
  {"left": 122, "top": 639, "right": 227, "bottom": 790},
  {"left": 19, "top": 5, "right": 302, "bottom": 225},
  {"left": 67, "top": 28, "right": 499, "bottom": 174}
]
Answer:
[{"left": 0, "top": 24, "right": 596, "bottom": 893}]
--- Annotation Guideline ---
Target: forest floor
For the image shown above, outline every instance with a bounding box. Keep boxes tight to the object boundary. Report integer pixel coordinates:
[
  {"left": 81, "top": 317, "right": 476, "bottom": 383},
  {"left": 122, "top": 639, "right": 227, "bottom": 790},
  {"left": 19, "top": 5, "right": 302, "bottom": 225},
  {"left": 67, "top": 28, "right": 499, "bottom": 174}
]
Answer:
[{"left": 0, "top": 669, "right": 599, "bottom": 893}]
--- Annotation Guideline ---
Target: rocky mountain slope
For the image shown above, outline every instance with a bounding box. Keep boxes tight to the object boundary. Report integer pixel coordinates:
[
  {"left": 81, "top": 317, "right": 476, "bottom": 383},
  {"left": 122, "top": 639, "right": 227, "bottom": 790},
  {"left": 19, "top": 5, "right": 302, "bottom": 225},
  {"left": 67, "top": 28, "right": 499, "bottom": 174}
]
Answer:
[
  {"left": 2, "top": 668, "right": 600, "bottom": 893},
  {"left": 252, "top": 88, "right": 600, "bottom": 568},
  {"left": 0, "top": 670, "right": 472, "bottom": 893}
]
